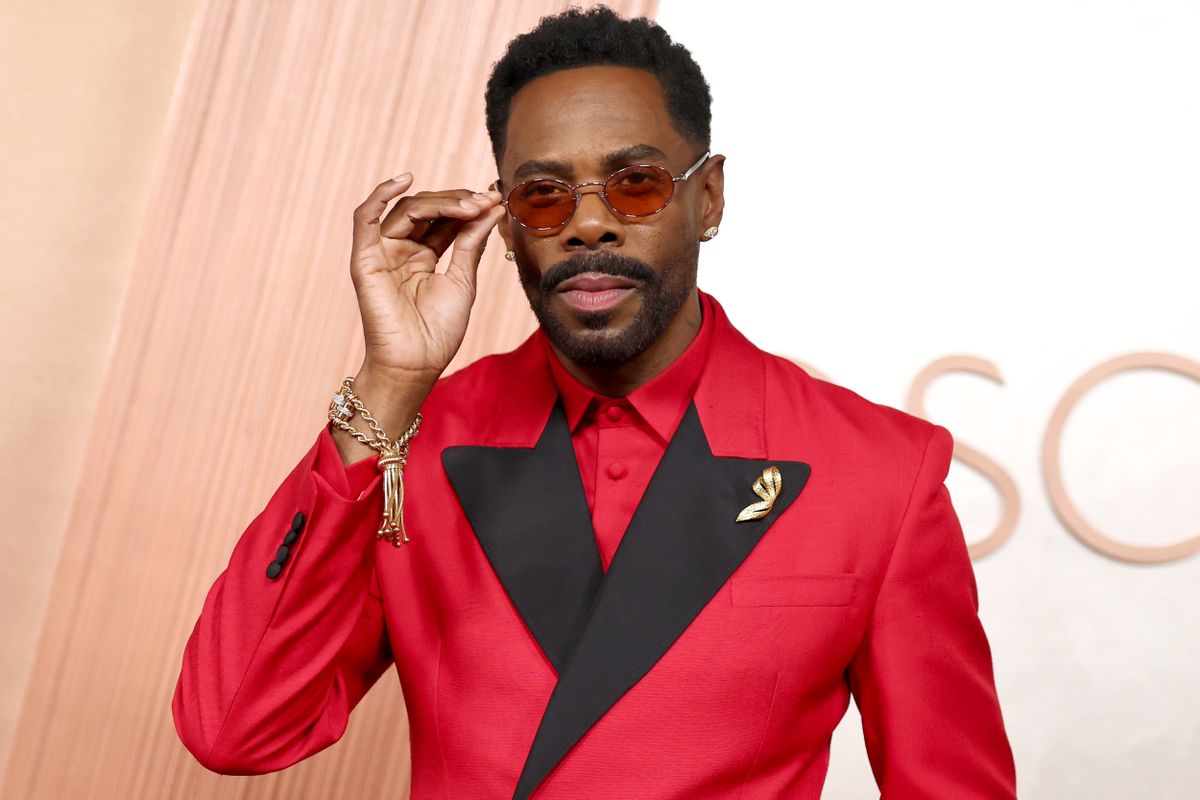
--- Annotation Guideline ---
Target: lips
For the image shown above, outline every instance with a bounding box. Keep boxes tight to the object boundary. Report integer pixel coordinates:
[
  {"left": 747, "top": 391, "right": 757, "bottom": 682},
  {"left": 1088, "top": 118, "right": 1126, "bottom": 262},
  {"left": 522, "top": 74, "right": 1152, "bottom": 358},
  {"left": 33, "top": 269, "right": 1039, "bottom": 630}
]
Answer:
[
  {"left": 552, "top": 270, "right": 642, "bottom": 314},
  {"left": 554, "top": 272, "right": 640, "bottom": 293}
]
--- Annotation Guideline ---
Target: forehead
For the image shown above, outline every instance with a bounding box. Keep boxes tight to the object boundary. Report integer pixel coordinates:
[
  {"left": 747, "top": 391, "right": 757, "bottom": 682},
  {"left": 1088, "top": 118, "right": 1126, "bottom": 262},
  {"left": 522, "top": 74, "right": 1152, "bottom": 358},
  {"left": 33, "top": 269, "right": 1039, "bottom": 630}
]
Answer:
[{"left": 502, "top": 64, "right": 689, "bottom": 172}]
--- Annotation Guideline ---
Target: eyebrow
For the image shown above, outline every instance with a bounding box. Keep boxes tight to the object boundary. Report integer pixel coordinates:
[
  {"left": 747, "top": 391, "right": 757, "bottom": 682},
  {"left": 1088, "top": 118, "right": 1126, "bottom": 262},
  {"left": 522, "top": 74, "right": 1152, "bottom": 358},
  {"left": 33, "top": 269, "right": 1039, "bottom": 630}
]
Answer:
[{"left": 511, "top": 143, "right": 669, "bottom": 182}]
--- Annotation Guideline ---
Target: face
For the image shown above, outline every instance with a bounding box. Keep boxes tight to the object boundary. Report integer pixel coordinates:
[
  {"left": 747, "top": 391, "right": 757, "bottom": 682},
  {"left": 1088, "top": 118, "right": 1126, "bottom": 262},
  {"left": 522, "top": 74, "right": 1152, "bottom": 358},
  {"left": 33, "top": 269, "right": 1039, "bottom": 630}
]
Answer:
[{"left": 496, "top": 65, "right": 724, "bottom": 367}]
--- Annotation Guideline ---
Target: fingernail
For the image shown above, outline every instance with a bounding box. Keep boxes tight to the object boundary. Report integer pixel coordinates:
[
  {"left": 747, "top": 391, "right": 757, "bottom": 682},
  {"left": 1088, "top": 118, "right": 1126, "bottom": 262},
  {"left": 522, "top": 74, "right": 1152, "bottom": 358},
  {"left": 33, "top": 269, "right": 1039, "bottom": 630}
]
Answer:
[
  {"left": 471, "top": 192, "right": 489, "bottom": 200},
  {"left": 459, "top": 199, "right": 476, "bottom": 209},
  {"left": 393, "top": 172, "right": 412, "bottom": 182}
]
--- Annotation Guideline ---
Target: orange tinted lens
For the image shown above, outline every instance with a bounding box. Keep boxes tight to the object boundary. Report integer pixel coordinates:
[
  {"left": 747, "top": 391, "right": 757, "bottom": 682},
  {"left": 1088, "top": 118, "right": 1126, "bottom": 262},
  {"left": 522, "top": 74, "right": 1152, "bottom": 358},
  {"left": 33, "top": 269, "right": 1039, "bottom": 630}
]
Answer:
[
  {"left": 604, "top": 165, "right": 674, "bottom": 216},
  {"left": 508, "top": 180, "right": 575, "bottom": 228}
]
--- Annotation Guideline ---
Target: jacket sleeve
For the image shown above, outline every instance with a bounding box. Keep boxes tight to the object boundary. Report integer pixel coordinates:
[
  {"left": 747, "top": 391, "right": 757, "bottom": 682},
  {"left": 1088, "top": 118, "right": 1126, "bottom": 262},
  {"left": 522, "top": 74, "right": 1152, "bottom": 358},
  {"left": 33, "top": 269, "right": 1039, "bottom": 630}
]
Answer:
[
  {"left": 172, "top": 423, "right": 393, "bottom": 774},
  {"left": 847, "top": 424, "right": 1018, "bottom": 799}
]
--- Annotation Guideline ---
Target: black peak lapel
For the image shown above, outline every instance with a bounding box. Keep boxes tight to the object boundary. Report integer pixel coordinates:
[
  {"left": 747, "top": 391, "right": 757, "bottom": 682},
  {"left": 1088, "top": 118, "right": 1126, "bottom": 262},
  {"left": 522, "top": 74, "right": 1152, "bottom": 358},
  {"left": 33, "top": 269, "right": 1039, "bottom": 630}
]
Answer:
[
  {"left": 441, "top": 399, "right": 604, "bottom": 673},
  {"left": 511, "top": 399, "right": 812, "bottom": 800}
]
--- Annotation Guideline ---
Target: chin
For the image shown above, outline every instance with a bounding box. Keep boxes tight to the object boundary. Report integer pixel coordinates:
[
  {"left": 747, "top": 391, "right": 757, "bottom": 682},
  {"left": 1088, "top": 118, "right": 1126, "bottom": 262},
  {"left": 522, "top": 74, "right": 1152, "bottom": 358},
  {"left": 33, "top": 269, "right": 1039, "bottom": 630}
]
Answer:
[
  {"left": 558, "top": 316, "right": 657, "bottom": 366},
  {"left": 556, "top": 290, "right": 640, "bottom": 327},
  {"left": 531, "top": 283, "right": 663, "bottom": 364}
]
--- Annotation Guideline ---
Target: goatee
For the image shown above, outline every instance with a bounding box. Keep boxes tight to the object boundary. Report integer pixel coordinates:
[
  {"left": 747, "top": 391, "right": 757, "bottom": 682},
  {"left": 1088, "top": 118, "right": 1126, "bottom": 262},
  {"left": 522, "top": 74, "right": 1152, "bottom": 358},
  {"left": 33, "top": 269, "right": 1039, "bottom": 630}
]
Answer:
[{"left": 515, "top": 247, "right": 697, "bottom": 367}]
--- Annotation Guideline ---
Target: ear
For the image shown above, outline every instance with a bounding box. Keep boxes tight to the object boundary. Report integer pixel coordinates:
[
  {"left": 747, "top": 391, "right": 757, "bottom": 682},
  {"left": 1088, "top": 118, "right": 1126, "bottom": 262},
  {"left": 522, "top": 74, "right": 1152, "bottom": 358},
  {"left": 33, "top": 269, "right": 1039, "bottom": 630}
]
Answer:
[
  {"left": 490, "top": 178, "right": 515, "bottom": 252},
  {"left": 697, "top": 154, "right": 725, "bottom": 237},
  {"left": 498, "top": 209, "right": 515, "bottom": 252}
]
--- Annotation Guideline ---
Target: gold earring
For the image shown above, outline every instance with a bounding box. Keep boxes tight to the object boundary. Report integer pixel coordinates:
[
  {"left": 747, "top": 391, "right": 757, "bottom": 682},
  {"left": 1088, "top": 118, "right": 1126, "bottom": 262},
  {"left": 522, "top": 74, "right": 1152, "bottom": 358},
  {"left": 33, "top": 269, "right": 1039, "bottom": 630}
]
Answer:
[
  {"left": 504, "top": 251, "right": 517, "bottom": 261},
  {"left": 702, "top": 226, "right": 719, "bottom": 240}
]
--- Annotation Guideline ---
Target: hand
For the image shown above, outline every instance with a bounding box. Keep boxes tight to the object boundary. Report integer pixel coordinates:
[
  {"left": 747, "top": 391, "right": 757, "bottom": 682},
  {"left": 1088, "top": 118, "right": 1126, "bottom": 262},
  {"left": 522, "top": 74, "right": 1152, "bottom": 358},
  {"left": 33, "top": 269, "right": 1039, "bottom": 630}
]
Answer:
[{"left": 349, "top": 173, "right": 507, "bottom": 385}]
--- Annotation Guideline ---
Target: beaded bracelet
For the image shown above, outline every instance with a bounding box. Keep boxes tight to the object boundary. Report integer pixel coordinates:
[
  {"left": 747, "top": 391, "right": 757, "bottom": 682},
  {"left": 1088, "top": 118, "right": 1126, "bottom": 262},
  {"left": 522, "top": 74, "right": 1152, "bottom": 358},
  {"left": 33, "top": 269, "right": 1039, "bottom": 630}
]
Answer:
[{"left": 327, "top": 377, "right": 423, "bottom": 546}]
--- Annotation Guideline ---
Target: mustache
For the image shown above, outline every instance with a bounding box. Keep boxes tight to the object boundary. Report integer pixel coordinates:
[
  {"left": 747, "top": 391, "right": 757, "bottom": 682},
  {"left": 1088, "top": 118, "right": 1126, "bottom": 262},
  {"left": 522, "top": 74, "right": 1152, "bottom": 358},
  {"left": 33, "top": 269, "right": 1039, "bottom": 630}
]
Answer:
[{"left": 541, "top": 250, "right": 656, "bottom": 294}]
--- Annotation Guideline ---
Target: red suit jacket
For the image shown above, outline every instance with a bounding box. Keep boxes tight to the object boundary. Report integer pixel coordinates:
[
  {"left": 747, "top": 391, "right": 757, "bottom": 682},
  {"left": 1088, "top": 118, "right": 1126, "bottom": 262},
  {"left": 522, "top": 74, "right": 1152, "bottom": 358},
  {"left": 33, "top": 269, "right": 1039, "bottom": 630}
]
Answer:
[{"left": 173, "top": 289, "right": 1017, "bottom": 798}]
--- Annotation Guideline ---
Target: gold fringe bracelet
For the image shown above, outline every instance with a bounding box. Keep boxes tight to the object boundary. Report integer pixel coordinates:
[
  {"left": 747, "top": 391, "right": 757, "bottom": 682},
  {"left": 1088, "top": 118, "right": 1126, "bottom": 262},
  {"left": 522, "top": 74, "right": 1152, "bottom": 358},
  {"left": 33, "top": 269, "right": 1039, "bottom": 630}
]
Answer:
[{"left": 327, "top": 377, "right": 423, "bottom": 547}]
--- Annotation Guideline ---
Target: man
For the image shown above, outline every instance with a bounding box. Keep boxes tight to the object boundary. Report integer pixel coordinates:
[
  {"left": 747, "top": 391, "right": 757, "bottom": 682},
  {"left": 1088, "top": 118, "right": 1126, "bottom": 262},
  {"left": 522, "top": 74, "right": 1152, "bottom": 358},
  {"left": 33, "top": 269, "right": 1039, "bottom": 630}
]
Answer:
[{"left": 173, "top": 6, "right": 1017, "bottom": 798}]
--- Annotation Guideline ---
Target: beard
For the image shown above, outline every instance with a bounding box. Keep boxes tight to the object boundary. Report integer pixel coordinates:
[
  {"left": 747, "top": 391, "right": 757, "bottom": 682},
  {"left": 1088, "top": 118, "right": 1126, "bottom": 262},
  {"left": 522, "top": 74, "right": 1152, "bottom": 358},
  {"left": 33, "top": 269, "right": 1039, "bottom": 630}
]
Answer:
[{"left": 515, "top": 244, "right": 698, "bottom": 367}]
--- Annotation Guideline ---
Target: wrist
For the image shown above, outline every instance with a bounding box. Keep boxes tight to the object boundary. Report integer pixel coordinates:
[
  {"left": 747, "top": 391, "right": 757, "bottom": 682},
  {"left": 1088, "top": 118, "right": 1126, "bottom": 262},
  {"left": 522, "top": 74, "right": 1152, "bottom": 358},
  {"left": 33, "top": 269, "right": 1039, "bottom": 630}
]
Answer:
[
  {"left": 327, "top": 368, "right": 430, "bottom": 547},
  {"left": 350, "top": 366, "right": 434, "bottom": 438},
  {"left": 358, "top": 360, "right": 442, "bottom": 393}
]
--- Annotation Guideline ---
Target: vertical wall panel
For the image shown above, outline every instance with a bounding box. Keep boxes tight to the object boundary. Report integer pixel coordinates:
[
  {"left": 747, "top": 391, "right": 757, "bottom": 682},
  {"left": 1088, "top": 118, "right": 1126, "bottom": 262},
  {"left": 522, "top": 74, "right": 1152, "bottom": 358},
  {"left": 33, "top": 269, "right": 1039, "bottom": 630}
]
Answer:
[
  {"left": 0, "top": 0, "right": 201, "bottom": 774},
  {"left": 0, "top": 1, "right": 656, "bottom": 797}
]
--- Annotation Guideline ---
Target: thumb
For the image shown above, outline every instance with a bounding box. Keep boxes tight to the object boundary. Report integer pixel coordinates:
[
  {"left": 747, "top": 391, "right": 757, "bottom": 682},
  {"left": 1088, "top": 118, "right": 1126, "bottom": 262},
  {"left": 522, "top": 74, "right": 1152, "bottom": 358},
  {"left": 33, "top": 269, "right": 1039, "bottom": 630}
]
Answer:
[{"left": 444, "top": 205, "right": 507, "bottom": 294}]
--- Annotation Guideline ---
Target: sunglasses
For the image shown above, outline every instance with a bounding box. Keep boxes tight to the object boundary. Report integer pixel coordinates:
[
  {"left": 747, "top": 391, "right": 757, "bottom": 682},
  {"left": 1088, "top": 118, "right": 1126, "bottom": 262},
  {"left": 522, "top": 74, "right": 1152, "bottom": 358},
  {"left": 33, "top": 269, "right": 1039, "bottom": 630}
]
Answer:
[{"left": 494, "top": 150, "right": 710, "bottom": 231}]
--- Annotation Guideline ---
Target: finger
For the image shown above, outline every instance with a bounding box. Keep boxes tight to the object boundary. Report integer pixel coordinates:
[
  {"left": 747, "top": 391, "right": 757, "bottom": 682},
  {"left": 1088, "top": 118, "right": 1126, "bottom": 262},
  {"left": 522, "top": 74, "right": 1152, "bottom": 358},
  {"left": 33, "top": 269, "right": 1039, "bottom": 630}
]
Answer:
[
  {"left": 406, "top": 191, "right": 477, "bottom": 246},
  {"left": 421, "top": 216, "right": 468, "bottom": 256},
  {"left": 444, "top": 204, "right": 507, "bottom": 294},
  {"left": 352, "top": 173, "right": 414, "bottom": 252},
  {"left": 386, "top": 189, "right": 494, "bottom": 232},
  {"left": 410, "top": 189, "right": 483, "bottom": 200},
  {"left": 380, "top": 193, "right": 498, "bottom": 241},
  {"left": 406, "top": 191, "right": 478, "bottom": 242},
  {"left": 425, "top": 190, "right": 501, "bottom": 254}
]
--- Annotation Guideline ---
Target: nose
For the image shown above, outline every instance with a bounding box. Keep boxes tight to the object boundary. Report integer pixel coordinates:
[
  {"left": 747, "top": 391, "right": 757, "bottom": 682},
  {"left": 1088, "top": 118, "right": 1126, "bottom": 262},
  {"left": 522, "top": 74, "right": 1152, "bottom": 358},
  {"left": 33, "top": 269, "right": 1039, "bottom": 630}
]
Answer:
[{"left": 560, "top": 183, "right": 624, "bottom": 251}]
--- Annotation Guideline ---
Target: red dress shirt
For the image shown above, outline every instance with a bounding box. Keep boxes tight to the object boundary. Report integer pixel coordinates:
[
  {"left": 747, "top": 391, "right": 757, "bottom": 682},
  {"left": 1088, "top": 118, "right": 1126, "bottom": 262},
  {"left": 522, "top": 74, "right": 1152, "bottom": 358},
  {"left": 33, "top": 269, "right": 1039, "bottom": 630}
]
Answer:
[
  {"left": 322, "top": 290, "right": 715, "bottom": 574},
  {"left": 542, "top": 292, "right": 712, "bottom": 571}
]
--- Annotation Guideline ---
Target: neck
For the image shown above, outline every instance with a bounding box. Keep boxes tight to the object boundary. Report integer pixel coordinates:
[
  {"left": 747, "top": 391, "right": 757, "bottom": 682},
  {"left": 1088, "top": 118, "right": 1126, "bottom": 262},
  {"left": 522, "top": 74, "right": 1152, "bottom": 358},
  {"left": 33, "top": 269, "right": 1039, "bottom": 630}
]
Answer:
[{"left": 550, "top": 287, "right": 703, "bottom": 397}]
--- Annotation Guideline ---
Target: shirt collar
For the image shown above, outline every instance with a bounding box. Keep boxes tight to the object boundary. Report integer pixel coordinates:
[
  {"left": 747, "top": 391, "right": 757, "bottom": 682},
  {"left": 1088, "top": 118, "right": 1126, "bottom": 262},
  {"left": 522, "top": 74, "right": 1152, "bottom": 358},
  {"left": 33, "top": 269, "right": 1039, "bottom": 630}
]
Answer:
[{"left": 541, "top": 290, "right": 716, "bottom": 444}]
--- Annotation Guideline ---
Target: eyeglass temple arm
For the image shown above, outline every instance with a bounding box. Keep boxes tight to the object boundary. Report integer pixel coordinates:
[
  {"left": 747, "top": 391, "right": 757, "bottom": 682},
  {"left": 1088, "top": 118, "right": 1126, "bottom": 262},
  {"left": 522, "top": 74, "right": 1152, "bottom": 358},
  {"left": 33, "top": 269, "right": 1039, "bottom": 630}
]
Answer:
[{"left": 674, "top": 150, "right": 711, "bottom": 182}]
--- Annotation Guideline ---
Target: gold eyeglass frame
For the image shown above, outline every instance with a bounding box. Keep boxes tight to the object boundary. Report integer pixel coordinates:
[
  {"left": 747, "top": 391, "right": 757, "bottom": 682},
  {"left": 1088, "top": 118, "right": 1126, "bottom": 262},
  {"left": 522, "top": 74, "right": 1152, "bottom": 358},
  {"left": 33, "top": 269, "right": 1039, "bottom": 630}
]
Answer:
[{"left": 493, "top": 150, "right": 711, "bottom": 231}]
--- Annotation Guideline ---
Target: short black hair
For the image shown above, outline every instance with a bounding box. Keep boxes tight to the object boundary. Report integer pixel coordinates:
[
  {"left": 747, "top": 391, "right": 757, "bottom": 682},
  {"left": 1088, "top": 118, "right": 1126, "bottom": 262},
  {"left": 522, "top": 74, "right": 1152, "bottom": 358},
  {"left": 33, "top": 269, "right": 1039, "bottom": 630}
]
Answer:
[{"left": 484, "top": 4, "right": 712, "bottom": 167}]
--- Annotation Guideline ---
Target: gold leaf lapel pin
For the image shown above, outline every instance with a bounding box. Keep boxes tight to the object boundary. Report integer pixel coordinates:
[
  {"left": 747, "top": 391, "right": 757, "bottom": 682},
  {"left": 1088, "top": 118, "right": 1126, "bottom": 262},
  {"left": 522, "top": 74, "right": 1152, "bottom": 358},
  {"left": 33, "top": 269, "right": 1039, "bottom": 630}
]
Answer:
[{"left": 735, "top": 465, "right": 782, "bottom": 522}]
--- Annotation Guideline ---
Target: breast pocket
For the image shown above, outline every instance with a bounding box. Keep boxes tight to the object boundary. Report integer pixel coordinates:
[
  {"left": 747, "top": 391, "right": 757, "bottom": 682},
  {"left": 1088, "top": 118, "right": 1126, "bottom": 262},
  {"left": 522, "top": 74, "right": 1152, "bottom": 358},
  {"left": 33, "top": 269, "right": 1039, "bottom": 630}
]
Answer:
[{"left": 730, "top": 573, "right": 859, "bottom": 607}]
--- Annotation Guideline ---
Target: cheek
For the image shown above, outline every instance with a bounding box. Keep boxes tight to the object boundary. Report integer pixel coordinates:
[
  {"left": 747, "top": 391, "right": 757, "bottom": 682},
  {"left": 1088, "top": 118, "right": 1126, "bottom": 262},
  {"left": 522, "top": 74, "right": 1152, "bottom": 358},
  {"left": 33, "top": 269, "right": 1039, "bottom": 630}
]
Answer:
[
  {"left": 630, "top": 211, "right": 694, "bottom": 257},
  {"left": 511, "top": 225, "right": 559, "bottom": 255},
  {"left": 513, "top": 259, "right": 542, "bottom": 291},
  {"left": 646, "top": 195, "right": 698, "bottom": 244}
]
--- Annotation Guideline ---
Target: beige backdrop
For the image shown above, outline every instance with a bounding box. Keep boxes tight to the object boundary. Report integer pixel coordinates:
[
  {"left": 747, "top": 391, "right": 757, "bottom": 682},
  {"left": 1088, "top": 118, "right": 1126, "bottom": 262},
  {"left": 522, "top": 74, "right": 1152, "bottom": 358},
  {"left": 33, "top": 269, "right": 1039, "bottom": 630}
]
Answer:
[
  {"left": 0, "top": 0, "right": 202, "bottom": 779},
  {"left": 0, "top": 1, "right": 655, "bottom": 797}
]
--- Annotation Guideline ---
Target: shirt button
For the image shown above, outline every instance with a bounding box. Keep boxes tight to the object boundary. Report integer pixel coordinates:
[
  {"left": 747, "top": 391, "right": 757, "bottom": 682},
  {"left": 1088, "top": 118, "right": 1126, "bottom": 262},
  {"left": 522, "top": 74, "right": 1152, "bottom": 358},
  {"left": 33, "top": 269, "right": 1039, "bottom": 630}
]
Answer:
[
  {"left": 604, "top": 404, "right": 625, "bottom": 422},
  {"left": 606, "top": 461, "right": 627, "bottom": 480}
]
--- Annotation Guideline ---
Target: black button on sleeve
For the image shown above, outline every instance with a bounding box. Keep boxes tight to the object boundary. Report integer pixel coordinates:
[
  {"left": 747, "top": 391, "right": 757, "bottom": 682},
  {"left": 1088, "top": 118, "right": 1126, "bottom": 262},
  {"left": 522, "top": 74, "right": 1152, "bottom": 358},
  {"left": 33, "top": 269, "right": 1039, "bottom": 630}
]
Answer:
[
  {"left": 283, "top": 529, "right": 299, "bottom": 546},
  {"left": 266, "top": 561, "right": 283, "bottom": 579},
  {"left": 291, "top": 511, "right": 305, "bottom": 532},
  {"left": 275, "top": 545, "right": 291, "bottom": 563}
]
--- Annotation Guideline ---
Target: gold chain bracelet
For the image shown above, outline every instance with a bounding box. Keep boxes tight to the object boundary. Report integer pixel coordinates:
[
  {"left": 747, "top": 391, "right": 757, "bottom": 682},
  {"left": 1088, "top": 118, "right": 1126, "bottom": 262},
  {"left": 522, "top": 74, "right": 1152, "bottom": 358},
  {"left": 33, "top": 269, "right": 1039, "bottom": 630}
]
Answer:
[{"left": 327, "top": 376, "right": 422, "bottom": 547}]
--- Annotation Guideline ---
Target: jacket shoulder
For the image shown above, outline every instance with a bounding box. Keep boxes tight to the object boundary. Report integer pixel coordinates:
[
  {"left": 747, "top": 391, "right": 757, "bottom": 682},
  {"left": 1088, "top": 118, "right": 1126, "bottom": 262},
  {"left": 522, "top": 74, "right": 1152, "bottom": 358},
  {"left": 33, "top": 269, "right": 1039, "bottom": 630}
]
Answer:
[
  {"left": 761, "top": 350, "right": 946, "bottom": 461},
  {"left": 759, "top": 351, "right": 954, "bottom": 538},
  {"left": 421, "top": 335, "right": 540, "bottom": 433}
]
